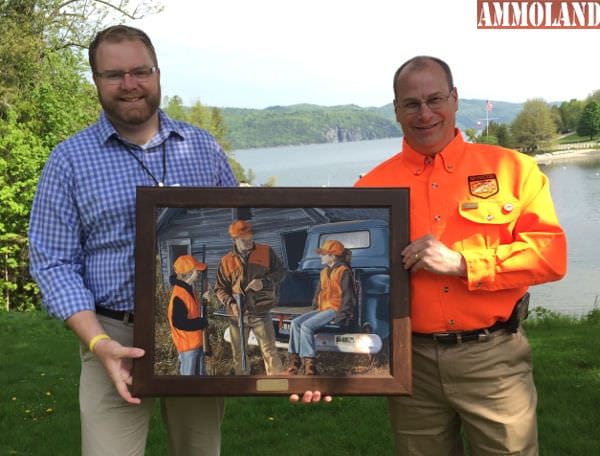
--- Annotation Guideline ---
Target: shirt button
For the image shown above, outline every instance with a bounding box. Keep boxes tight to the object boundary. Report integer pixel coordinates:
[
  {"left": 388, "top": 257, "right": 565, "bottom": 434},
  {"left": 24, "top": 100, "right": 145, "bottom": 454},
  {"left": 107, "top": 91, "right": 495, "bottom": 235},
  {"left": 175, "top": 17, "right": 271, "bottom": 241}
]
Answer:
[
  {"left": 449, "top": 320, "right": 455, "bottom": 325},
  {"left": 476, "top": 282, "right": 483, "bottom": 288},
  {"left": 487, "top": 214, "right": 494, "bottom": 221},
  {"left": 434, "top": 215, "right": 441, "bottom": 222},
  {"left": 415, "top": 168, "right": 422, "bottom": 175},
  {"left": 503, "top": 203, "right": 514, "bottom": 212},
  {"left": 432, "top": 182, "right": 439, "bottom": 188},
  {"left": 443, "top": 286, "right": 449, "bottom": 293}
]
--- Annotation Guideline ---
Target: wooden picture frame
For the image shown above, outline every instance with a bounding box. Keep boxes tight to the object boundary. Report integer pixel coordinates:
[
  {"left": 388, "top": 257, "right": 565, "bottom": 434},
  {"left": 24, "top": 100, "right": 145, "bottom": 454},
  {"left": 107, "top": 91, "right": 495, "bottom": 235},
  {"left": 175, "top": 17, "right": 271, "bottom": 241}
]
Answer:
[{"left": 132, "top": 187, "right": 411, "bottom": 396}]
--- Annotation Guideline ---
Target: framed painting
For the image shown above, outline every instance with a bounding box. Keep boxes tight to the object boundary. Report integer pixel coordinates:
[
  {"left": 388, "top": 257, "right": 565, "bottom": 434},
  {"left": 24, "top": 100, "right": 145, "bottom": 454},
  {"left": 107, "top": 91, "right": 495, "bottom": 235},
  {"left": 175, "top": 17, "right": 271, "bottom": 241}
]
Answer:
[{"left": 132, "top": 186, "right": 411, "bottom": 396}]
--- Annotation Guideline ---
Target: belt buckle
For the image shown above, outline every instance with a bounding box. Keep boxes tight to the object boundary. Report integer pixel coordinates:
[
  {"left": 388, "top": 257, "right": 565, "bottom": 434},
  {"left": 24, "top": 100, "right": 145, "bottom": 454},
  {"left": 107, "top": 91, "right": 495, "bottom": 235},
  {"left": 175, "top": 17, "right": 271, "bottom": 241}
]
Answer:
[
  {"left": 477, "top": 329, "right": 491, "bottom": 342},
  {"left": 432, "top": 332, "right": 460, "bottom": 344}
]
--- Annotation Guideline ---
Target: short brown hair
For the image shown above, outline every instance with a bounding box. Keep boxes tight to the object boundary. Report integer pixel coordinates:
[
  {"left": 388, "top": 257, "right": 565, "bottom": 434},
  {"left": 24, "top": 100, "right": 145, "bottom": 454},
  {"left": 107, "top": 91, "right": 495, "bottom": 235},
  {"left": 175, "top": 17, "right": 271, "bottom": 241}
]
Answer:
[{"left": 88, "top": 25, "right": 158, "bottom": 73}]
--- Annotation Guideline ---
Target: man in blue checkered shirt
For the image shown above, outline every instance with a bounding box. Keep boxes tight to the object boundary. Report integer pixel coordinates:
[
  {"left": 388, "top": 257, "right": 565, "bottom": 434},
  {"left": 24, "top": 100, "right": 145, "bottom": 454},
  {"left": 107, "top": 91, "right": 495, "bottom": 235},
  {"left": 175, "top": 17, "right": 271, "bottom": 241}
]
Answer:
[{"left": 29, "top": 25, "right": 236, "bottom": 456}]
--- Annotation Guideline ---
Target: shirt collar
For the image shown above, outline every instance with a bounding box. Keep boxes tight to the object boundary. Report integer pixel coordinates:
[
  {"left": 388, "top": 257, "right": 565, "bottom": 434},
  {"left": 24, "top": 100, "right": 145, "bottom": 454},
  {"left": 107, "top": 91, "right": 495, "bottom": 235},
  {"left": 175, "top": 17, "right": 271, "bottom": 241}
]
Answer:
[
  {"left": 174, "top": 278, "right": 194, "bottom": 294},
  {"left": 97, "top": 109, "right": 184, "bottom": 147},
  {"left": 401, "top": 129, "right": 464, "bottom": 175}
]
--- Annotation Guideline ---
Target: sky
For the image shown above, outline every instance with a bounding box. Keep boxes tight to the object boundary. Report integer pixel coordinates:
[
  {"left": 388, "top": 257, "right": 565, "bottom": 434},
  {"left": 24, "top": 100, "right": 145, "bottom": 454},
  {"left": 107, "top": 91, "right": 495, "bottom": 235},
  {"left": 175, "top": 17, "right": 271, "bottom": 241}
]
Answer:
[{"left": 129, "top": 0, "right": 600, "bottom": 109}]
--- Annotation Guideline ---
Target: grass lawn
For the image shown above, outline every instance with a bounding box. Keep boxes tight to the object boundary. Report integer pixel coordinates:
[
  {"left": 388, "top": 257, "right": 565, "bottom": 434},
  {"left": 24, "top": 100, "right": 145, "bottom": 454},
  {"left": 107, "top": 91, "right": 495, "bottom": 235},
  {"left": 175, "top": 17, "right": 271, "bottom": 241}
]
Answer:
[
  {"left": 1, "top": 310, "right": 599, "bottom": 455},
  {"left": 557, "top": 132, "right": 599, "bottom": 144}
]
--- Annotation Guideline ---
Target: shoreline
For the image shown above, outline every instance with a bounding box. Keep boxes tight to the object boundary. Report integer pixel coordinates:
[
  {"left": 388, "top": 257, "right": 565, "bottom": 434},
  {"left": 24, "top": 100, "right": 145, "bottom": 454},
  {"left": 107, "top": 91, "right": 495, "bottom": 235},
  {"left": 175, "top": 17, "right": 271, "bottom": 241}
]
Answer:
[{"left": 534, "top": 146, "right": 600, "bottom": 164}]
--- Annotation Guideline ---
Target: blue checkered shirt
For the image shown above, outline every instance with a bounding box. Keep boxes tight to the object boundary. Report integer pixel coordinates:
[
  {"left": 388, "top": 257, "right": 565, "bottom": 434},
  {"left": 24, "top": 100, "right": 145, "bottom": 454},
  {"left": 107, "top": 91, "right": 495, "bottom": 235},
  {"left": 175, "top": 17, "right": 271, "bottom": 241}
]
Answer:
[{"left": 29, "top": 110, "right": 237, "bottom": 320}]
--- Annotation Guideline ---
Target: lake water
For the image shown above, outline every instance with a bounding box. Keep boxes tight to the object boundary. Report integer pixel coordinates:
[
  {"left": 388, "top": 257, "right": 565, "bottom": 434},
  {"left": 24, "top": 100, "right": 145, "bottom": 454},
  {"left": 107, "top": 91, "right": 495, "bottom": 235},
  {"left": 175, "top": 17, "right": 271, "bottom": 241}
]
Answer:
[{"left": 233, "top": 137, "right": 600, "bottom": 316}]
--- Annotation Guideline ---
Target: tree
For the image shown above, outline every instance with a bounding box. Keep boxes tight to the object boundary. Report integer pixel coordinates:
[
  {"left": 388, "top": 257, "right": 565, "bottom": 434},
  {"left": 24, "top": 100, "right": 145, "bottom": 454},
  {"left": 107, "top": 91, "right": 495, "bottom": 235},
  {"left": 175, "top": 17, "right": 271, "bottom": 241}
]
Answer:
[
  {"left": 478, "top": 135, "right": 499, "bottom": 145},
  {"left": 510, "top": 99, "right": 558, "bottom": 153},
  {"left": 576, "top": 101, "right": 600, "bottom": 140},
  {"left": 210, "top": 107, "right": 231, "bottom": 151},
  {"left": 474, "top": 121, "right": 513, "bottom": 148},
  {"left": 0, "top": 2, "right": 45, "bottom": 118},
  {"left": 494, "top": 123, "right": 513, "bottom": 148},
  {"left": 0, "top": 1, "right": 163, "bottom": 311},
  {"left": 163, "top": 95, "right": 188, "bottom": 122},
  {"left": 188, "top": 100, "right": 211, "bottom": 130},
  {"left": 556, "top": 99, "right": 584, "bottom": 133},
  {"left": 0, "top": 110, "right": 48, "bottom": 310},
  {"left": 186, "top": 100, "right": 246, "bottom": 181},
  {"left": 586, "top": 89, "right": 600, "bottom": 104},
  {"left": 464, "top": 128, "right": 478, "bottom": 142},
  {"left": 1, "top": 1, "right": 162, "bottom": 119}
]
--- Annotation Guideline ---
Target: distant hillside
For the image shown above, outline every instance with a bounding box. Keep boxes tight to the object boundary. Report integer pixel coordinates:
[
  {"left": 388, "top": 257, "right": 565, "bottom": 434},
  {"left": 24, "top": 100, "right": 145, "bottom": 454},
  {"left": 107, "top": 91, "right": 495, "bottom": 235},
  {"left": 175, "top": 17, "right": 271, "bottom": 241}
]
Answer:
[
  {"left": 222, "top": 99, "right": 524, "bottom": 150},
  {"left": 456, "top": 99, "right": 524, "bottom": 131},
  {"left": 222, "top": 104, "right": 402, "bottom": 150}
]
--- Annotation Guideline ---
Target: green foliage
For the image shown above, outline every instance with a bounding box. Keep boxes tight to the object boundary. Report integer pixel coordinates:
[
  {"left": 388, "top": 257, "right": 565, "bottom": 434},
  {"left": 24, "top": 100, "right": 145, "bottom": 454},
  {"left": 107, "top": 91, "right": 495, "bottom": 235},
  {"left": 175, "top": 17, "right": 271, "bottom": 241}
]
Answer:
[
  {"left": 0, "top": 1, "right": 163, "bottom": 311},
  {"left": 478, "top": 135, "right": 499, "bottom": 145},
  {"left": 0, "top": 110, "right": 48, "bottom": 311},
  {"left": 555, "top": 99, "right": 584, "bottom": 133},
  {"left": 464, "top": 128, "right": 478, "bottom": 142},
  {"left": 557, "top": 132, "right": 599, "bottom": 144},
  {"left": 510, "top": 99, "right": 558, "bottom": 153},
  {"left": 585, "top": 306, "right": 600, "bottom": 325},
  {"left": 33, "top": 0, "right": 163, "bottom": 53},
  {"left": 494, "top": 123, "right": 513, "bottom": 148},
  {"left": 576, "top": 101, "right": 600, "bottom": 140},
  {"left": 162, "top": 95, "right": 188, "bottom": 122},
  {"left": 0, "top": 3, "right": 44, "bottom": 119},
  {"left": 227, "top": 157, "right": 250, "bottom": 184},
  {"left": 474, "top": 121, "right": 513, "bottom": 148},
  {"left": 222, "top": 104, "right": 402, "bottom": 149},
  {"left": 218, "top": 99, "right": 529, "bottom": 151},
  {"left": 162, "top": 96, "right": 248, "bottom": 183},
  {"left": 456, "top": 99, "right": 524, "bottom": 133},
  {"left": 586, "top": 89, "right": 600, "bottom": 104},
  {"left": 29, "top": 50, "right": 100, "bottom": 148}
]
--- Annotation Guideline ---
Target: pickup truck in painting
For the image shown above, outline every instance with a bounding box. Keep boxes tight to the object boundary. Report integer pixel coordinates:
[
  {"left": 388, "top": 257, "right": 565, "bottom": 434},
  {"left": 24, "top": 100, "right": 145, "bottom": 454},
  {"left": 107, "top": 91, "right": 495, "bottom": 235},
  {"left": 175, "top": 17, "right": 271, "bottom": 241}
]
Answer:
[{"left": 218, "top": 218, "right": 390, "bottom": 355}]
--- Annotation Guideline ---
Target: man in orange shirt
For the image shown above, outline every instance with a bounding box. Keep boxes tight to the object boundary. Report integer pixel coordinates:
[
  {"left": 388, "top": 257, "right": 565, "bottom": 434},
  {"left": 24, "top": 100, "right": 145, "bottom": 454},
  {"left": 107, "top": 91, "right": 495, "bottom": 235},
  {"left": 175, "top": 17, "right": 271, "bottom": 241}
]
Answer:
[{"left": 353, "top": 56, "right": 567, "bottom": 455}]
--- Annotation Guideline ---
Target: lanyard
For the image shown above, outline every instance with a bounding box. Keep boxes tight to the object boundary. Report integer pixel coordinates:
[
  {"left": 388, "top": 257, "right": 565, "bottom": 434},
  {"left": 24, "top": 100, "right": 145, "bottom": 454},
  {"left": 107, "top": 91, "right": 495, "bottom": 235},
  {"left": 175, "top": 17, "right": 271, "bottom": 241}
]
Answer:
[{"left": 122, "top": 142, "right": 167, "bottom": 187}]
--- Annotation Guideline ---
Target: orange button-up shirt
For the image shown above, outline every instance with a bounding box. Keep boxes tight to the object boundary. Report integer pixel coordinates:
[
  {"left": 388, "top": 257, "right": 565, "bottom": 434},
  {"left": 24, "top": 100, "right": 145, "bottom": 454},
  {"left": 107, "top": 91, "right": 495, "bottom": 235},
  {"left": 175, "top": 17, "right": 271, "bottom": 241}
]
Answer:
[{"left": 355, "top": 131, "right": 567, "bottom": 333}]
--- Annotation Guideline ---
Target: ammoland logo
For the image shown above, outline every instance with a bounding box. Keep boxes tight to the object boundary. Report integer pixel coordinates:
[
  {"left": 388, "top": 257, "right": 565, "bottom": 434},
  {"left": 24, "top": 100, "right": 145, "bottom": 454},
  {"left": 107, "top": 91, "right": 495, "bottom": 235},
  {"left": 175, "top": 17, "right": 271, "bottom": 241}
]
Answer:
[{"left": 477, "top": 1, "right": 600, "bottom": 28}]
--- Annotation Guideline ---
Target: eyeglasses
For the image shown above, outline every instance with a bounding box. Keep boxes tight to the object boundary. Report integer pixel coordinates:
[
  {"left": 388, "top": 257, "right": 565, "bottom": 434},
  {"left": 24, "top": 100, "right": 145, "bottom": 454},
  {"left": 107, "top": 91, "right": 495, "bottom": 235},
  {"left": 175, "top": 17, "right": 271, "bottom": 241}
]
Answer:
[
  {"left": 397, "top": 92, "right": 454, "bottom": 114},
  {"left": 94, "top": 66, "right": 158, "bottom": 84}
]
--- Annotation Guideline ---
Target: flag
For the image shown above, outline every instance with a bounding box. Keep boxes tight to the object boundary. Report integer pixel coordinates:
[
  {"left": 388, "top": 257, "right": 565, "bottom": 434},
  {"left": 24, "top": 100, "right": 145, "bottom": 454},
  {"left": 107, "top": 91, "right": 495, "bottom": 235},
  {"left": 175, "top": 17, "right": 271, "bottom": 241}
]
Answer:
[{"left": 486, "top": 100, "right": 493, "bottom": 112}]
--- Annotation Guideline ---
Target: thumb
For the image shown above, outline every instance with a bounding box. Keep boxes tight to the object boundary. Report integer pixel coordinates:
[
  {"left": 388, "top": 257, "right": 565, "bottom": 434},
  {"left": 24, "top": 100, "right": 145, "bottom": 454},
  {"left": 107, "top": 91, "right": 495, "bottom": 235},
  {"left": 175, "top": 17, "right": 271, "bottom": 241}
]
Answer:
[{"left": 117, "top": 346, "right": 145, "bottom": 359}]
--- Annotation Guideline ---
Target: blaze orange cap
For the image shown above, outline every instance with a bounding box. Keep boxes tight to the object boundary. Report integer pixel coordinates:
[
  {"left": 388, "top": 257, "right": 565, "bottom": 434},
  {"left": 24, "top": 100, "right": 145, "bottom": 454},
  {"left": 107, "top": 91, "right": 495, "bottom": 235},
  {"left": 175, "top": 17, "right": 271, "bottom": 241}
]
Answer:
[
  {"left": 316, "top": 239, "right": 345, "bottom": 256},
  {"left": 228, "top": 220, "right": 252, "bottom": 237},
  {"left": 173, "top": 255, "right": 207, "bottom": 274}
]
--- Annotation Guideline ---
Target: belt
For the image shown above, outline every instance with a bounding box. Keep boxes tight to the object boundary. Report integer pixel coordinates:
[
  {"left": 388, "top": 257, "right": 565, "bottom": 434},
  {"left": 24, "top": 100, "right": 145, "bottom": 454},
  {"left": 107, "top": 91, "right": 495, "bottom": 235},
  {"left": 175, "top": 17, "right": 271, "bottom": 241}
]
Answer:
[
  {"left": 413, "top": 320, "right": 508, "bottom": 344},
  {"left": 95, "top": 306, "right": 134, "bottom": 324}
]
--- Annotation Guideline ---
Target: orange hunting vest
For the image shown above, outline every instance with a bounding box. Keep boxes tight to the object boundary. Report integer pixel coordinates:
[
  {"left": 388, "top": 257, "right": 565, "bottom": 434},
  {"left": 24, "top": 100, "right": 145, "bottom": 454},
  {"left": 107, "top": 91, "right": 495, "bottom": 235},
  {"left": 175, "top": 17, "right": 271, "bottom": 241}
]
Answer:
[
  {"left": 168, "top": 285, "right": 202, "bottom": 352},
  {"left": 316, "top": 264, "right": 350, "bottom": 312},
  {"left": 220, "top": 243, "right": 270, "bottom": 293}
]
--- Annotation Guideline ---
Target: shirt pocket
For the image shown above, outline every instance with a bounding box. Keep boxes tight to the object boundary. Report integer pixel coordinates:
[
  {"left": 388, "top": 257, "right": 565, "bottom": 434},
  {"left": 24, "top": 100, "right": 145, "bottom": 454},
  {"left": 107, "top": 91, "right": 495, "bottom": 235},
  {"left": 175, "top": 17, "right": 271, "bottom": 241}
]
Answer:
[{"left": 457, "top": 197, "right": 521, "bottom": 249}]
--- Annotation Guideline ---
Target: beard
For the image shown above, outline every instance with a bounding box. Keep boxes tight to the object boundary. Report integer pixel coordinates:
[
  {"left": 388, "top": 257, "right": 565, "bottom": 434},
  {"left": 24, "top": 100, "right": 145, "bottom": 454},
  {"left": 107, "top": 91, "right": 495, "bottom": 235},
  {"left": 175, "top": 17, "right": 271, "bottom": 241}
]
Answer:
[{"left": 98, "top": 86, "right": 161, "bottom": 128}]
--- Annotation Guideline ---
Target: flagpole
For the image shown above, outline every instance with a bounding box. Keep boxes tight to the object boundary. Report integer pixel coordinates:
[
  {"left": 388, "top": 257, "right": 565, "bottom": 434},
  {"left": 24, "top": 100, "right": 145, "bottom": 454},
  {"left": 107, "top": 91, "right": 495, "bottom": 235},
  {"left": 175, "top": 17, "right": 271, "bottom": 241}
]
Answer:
[{"left": 486, "top": 100, "right": 489, "bottom": 138}]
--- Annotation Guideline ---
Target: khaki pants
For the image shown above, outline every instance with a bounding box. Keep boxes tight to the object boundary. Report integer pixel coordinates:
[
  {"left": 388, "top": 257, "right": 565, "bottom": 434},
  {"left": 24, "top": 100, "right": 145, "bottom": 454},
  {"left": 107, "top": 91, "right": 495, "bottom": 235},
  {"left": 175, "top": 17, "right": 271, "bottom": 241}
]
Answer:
[
  {"left": 389, "top": 329, "right": 538, "bottom": 456},
  {"left": 80, "top": 315, "right": 224, "bottom": 456},
  {"left": 229, "top": 313, "right": 283, "bottom": 375}
]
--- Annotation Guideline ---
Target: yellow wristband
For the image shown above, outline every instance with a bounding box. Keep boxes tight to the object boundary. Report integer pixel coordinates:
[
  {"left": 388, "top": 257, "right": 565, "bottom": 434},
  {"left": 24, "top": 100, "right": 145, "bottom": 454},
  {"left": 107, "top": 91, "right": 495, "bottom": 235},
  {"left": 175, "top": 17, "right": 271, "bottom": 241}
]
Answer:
[{"left": 89, "top": 334, "right": 111, "bottom": 353}]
